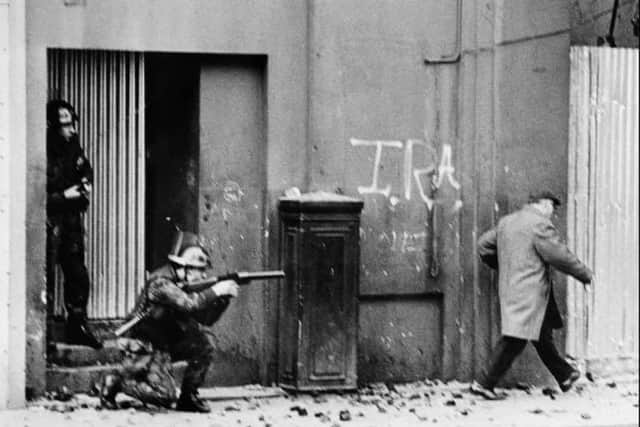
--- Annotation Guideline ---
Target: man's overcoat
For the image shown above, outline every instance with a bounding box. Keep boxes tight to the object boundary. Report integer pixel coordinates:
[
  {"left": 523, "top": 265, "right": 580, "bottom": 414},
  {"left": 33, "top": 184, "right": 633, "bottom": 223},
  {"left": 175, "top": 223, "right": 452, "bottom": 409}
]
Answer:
[{"left": 478, "top": 205, "right": 592, "bottom": 340}]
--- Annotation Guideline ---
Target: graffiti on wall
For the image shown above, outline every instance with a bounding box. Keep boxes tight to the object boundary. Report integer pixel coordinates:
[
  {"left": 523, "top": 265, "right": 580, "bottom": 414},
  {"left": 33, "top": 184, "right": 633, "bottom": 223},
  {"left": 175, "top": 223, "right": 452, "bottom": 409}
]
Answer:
[{"left": 350, "top": 138, "right": 461, "bottom": 210}]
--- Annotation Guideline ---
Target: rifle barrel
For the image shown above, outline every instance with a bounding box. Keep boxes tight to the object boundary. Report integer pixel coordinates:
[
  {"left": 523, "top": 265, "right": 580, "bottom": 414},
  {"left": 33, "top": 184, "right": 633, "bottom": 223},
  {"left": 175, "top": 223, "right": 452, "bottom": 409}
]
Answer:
[{"left": 236, "top": 270, "right": 285, "bottom": 283}]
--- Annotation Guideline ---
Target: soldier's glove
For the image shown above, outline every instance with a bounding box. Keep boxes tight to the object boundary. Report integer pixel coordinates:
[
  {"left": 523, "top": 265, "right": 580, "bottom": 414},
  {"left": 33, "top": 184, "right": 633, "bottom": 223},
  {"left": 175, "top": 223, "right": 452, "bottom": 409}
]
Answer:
[{"left": 212, "top": 280, "right": 239, "bottom": 298}]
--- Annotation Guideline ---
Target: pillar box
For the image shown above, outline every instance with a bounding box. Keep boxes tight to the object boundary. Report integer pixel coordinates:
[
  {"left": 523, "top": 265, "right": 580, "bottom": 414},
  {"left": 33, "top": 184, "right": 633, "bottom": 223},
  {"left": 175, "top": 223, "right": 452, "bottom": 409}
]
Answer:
[{"left": 277, "top": 191, "right": 364, "bottom": 391}]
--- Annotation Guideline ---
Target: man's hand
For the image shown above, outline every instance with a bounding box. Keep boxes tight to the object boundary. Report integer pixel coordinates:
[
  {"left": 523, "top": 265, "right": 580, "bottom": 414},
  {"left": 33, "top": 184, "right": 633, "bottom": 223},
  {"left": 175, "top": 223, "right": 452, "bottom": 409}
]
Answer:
[
  {"left": 80, "top": 178, "right": 92, "bottom": 196},
  {"left": 63, "top": 184, "right": 84, "bottom": 199},
  {"left": 212, "top": 280, "right": 239, "bottom": 298}
]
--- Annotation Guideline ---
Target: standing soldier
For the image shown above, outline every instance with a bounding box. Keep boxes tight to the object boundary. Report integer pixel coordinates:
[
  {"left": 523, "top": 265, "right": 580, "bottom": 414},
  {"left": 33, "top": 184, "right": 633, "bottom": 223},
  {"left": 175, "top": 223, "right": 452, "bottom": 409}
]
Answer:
[
  {"left": 99, "top": 231, "right": 239, "bottom": 412},
  {"left": 470, "top": 191, "right": 593, "bottom": 400},
  {"left": 46, "top": 99, "right": 102, "bottom": 349}
]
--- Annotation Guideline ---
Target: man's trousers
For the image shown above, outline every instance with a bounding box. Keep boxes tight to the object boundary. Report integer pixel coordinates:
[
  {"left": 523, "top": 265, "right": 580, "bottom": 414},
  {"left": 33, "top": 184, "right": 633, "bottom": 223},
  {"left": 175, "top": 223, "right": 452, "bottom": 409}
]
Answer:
[{"left": 479, "top": 322, "right": 574, "bottom": 389}]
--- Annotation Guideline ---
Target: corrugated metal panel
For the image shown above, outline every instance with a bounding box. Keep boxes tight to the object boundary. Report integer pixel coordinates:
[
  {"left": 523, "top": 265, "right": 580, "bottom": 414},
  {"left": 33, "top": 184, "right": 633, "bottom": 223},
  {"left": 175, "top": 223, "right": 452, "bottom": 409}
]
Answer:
[
  {"left": 48, "top": 49, "right": 145, "bottom": 319},
  {"left": 568, "top": 47, "right": 639, "bottom": 371}
]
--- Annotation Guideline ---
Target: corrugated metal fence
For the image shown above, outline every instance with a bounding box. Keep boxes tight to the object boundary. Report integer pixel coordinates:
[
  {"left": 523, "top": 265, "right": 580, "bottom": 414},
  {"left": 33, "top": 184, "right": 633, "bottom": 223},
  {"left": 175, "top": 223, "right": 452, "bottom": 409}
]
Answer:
[
  {"left": 48, "top": 49, "right": 146, "bottom": 319},
  {"left": 567, "top": 46, "right": 638, "bottom": 375}
]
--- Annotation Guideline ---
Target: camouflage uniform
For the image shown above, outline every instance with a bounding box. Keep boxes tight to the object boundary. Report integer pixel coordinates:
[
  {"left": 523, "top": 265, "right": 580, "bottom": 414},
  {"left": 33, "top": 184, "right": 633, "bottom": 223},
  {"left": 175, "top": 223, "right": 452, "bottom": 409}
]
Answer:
[{"left": 114, "top": 264, "right": 230, "bottom": 407}]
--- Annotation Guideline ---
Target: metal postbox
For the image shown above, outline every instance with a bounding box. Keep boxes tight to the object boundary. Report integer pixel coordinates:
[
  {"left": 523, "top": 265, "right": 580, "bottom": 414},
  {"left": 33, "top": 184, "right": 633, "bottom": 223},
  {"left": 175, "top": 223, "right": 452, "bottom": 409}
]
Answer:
[{"left": 278, "top": 191, "right": 364, "bottom": 391}]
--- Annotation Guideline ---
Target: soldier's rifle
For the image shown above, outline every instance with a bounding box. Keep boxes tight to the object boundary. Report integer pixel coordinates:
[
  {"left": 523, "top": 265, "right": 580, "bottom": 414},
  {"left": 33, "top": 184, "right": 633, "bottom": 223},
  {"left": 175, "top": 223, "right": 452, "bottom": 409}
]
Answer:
[{"left": 114, "top": 270, "right": 285, "bottom": 337}]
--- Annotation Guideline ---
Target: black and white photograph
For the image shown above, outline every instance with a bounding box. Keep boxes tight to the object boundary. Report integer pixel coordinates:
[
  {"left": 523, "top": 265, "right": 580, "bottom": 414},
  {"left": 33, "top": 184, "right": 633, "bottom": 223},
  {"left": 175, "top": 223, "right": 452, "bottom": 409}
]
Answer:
[{"left": 0, "top": 1, "right": 638, "bottom": 426}]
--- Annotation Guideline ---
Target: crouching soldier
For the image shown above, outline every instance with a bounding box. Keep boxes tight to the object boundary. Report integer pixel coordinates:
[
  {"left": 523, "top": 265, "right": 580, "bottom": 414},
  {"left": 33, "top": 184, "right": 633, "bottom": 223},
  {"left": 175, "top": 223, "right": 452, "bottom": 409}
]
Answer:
[{"left": 99, "top": 231, "right": 239, "bottom": 412}]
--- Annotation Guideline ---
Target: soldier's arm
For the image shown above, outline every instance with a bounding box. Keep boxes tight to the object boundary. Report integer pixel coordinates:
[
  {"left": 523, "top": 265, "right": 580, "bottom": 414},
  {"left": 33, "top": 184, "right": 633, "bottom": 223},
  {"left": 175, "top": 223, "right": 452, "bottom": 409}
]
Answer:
[
  {"left": 533, "top": 221, "right": 593, "bottom": 284},
  {"left": 76, "top": 152, "right": 93, "bottom": 184},
  {"left": 147, "top": 277, "right": 223, "bottom": 313},
  {"left": 47, "top": 190, "right": 67, "bottom": 211},
  {"left": 46, "top": 169, "right": 71, "bottom": 211},
  {"left": 477, "top": 227, "right": 499, "bottom": 269}
]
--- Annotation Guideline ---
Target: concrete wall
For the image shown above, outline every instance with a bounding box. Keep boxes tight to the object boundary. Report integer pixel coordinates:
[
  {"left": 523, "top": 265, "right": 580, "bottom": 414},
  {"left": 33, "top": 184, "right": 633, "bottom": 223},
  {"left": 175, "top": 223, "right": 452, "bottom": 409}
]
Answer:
[
  {"left": 306, "top": 0, "right": 575, "bottom": 385},
  {"left": 571, "top": 0, "right": 639, "bottom": 47},
  {"left": 0, "top": 0, "right": 27, "bottom": 408},
  {"left": 24, "top": 0, "right": 308, "bottom": 396}
]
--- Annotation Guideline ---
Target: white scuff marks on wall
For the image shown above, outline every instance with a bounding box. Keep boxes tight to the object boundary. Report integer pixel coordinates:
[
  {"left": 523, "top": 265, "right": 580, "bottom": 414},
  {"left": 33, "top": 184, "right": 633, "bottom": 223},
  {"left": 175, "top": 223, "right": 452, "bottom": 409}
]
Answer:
[{"left": 222, "top": 180, "right": 245, "bottom": 204}]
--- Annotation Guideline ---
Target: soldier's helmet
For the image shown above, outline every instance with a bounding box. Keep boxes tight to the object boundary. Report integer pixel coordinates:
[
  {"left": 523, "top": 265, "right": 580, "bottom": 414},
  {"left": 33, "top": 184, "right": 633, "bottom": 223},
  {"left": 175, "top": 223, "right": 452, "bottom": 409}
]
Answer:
[{"left": 167, "top": 231, "right": 210, "bottom": 268}]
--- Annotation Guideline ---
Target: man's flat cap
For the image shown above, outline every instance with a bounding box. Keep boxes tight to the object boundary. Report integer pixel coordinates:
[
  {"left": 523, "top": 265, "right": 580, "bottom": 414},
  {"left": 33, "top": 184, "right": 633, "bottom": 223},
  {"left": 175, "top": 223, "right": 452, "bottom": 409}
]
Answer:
[{"left": 529, "top": 190, "right": 562, "bottom": 207}]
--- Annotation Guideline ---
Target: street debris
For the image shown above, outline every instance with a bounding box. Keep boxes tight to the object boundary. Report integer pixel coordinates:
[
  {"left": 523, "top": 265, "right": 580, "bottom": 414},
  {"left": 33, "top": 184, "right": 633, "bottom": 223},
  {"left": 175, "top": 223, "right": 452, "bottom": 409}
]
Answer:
[
  {"left": 289, "top": 405, "right": 308, "bottom": 416},
  {"left": 339, "top": 409, "right": 351, "bottom": 421},
  {"left": 542, "top": 387, "right": 557, "bottom": 400},
  {"left": 515, "top": 382, "right": 532, "bottom": 394},
  {"left": 46, "top": 386, "right": 74, "bottom": 402},
  {"left": 9, "top": 377, "right": 637, "bottom": 427}
]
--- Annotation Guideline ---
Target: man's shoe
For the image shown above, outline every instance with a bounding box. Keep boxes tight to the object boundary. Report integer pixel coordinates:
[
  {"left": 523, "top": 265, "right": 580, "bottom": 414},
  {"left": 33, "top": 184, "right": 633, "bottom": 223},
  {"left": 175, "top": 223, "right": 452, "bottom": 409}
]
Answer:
[
  {"left": 176, "top": 392, "right": 211, "bottom": 413},
  {"left": 560, "top": 369, "right": 580, "bottom": 392},
  {"left": 99, "top": 374, "right": 121, "bottom": 410},
  {"left": 67, "top": 323, "right": 103, "bottom": 350},
  {"left": 470, "top": 381, "right": 508, "bottom": 400}
]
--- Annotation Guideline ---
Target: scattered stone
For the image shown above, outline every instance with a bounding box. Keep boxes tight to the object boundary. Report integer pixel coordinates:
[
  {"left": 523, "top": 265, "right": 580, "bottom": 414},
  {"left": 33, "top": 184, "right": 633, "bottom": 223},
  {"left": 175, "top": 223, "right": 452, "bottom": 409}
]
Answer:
[
  {"left": 48, "top": 386, "right": 74, "bottom": 402},
  {"left": 530, "top": 408, "right": 544, "bottom": 414},
  {"left": 376, "top": 405, "right": 387, "bottom": 413},
  {"left": 313, "top": 395, "right": 329, "bottom": 404},
  {"left": 224, "top": 406, "right": 240, "bottom": 412},
  {"left": 515, "top": 382, "right": 532, "bottom": 393},
  {"left": 89, "top": 382, "right": 101, "bottom": 397},
  {"left": 369, "top": 382, "right": 390, "bottom": 394},
  {"left": 451, "top": 392, "right": 464, "bottom": 399},
  {"left": 317, "top": 414, "right": 331, "bottom": 423},
  {"left": 580, "top": 413, "right": 592, "bottom": 419},
  {"left": 408, "top": 393, "right": 421, "bottom": 400},
  {"left": 542, "top": 387, "right": 557, "bottom": 400},
  {"left": 290, "top": 405, "right": 308, "bottom": 416},
  {"left": 606, "top": 381, "right": 617, "bottom": 388},
  {"left": 459, "top": 409, "right": 469, "bottom": 416},
  {"left": 444, "top": 400, "right": 456, "bottom": 406},
  {"left": 339, "top": 409, "right": 351, "bottom": 421},
  {"left": 585, "top": 372, "right": 595, "bottom": 382}
]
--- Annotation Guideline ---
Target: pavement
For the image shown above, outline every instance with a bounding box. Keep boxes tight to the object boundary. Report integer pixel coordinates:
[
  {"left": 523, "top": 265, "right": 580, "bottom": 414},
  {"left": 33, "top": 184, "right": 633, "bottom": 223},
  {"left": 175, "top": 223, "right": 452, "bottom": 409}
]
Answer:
[{"left": 1, "top": 376, "right": 638, "bottom": 427}]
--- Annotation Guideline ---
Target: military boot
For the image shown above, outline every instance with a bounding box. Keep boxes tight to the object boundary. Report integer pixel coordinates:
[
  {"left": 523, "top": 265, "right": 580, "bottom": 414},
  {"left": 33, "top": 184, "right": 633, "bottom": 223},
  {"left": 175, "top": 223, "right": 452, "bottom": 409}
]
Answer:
[
  {"left": 99, "top": 373, "right": 122, "bottom": 409},
  {"left": 66, "top": 311, "right": 103, "bottom": 349},
  {"left": 176, "top": 390, "right": 210, "bottom": 413}
]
